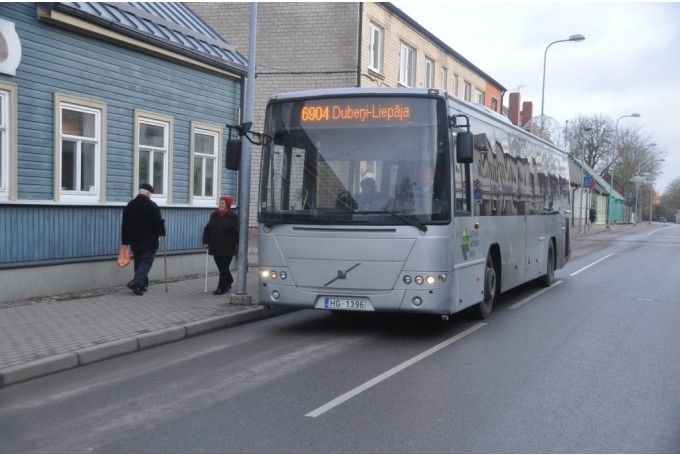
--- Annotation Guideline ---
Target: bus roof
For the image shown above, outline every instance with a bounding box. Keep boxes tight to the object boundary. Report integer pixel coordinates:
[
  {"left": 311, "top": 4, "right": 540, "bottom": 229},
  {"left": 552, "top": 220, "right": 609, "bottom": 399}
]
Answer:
[{"left": 268, "top": 87, "right": 445, "bottom": 102}]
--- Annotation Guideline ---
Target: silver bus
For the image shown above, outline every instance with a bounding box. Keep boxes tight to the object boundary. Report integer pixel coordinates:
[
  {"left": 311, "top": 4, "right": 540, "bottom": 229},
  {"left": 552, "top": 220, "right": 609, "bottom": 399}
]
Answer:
[{"left": 256, "top": 88, "right": 570, "bottom": 319}]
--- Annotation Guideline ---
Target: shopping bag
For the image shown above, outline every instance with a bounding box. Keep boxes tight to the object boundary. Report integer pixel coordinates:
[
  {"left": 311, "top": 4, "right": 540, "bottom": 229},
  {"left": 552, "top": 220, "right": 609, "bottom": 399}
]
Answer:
[{"left": 117, "top": 245, "right": 131, "bottom": 268}]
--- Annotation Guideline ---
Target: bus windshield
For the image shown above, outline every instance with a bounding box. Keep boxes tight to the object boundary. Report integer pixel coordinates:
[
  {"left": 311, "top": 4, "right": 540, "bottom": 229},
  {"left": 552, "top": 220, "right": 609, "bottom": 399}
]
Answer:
[{"left": 259, "top": 95, "right": 451, "bottom": 226}]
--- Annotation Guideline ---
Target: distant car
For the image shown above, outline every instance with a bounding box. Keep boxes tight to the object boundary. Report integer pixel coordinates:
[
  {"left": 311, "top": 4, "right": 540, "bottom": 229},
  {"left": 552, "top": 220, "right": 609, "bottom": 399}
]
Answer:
[{"left": 658, "top": 217, "right": 666, "bottom": 223}]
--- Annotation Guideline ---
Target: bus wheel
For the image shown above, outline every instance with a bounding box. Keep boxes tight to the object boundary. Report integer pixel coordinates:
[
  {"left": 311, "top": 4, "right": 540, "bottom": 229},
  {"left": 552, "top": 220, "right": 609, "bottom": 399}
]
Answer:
[
  {"left": 538, "top": 243, "right": 555, "bottom": 287},
  {"left": 476, "top": 254, "right": 497, "bottom": 319}
]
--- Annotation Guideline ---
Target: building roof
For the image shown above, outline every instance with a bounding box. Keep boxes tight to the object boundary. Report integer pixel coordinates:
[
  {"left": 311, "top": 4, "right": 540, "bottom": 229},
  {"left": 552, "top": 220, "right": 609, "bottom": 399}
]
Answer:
[
  {"left": 44, "top": 2, "right": 248, "bottom": 74},
  {"left": 381, "top": 3, "right": 507, "bottom": 93},
  {"left": 569, "top": 156, "right": 623, "bottom": 199}
]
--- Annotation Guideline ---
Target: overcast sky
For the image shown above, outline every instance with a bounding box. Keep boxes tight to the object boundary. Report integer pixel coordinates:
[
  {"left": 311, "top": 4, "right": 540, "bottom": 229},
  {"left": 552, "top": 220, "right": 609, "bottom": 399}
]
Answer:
[{"left": 392, "top": 1, "right": 680, "bottom": 193}]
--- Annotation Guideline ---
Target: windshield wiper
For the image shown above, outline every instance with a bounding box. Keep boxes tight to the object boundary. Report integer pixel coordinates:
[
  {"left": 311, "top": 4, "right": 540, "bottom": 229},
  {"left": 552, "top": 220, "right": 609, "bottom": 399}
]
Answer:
[
  {"left": 263, "top": 216, "right": 323, "bottom": 228},
  {"left": 355, "top": 210, "right": 428, "bottom": 233},
  {"left": 264, "top": 211, "right": 427, "bottom": 233}
]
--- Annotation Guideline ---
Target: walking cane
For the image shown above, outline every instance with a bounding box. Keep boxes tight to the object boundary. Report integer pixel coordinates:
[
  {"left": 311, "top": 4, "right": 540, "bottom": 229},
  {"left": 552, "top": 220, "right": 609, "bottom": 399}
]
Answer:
[
  {"left": 163, "top": 235, "right": 168, "bottom": 293},
  {"left": 204, "top": 248, "right": 209, "bottom": 293}
]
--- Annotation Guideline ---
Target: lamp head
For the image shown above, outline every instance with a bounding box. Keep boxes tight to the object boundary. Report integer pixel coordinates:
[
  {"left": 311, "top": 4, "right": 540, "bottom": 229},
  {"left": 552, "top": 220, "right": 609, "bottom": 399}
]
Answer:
[
  {"left": 631, "top": 113, "right": 641, "bottom": 118},
  {"left": 569, "top": 34, "right": 586, "bottom": 42}
]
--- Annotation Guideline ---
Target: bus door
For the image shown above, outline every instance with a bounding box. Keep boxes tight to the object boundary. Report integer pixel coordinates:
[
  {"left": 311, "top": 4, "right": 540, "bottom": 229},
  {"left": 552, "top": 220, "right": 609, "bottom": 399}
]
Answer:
[{"left": 452, "top": 137, "right": 485, "bottom": 311}]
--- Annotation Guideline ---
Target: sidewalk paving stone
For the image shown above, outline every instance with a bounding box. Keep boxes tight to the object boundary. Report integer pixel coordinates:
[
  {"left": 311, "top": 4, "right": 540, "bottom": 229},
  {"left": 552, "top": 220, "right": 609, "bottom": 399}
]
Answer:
[{"left": 0, "top": 269, "right": 290, "bottom": 387}]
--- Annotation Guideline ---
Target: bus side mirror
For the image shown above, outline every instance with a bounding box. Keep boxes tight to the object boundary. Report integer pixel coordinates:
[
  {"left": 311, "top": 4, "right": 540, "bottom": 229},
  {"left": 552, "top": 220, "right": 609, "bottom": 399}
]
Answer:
[
  {"left": 225, "top": 139, "right": 242, "bottom": 170},
  {"left": 456, "top": 132, "right": 473, "bottom": 164}
]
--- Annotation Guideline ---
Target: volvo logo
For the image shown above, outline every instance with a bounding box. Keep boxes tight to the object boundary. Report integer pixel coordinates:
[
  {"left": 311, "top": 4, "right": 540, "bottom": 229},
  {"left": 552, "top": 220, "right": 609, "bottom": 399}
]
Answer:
[{"left": 324, "top": 263, "right": 361, "bottom": 286}]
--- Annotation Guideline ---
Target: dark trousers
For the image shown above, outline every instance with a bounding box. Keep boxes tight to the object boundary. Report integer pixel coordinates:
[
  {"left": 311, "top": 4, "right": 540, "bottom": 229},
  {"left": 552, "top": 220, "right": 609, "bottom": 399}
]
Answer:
[
  {"left": 131, "top": 249, "right": 156, "bottom": 289},
  {"left": 214, "top": 255, "right": 234, "bottom": 291}
]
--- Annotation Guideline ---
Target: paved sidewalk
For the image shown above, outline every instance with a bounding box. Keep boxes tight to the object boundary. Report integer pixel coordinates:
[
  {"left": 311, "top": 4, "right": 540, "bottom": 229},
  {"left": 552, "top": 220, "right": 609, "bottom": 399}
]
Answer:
[
  {"left": 0, "top": 222, "right": 645, "bottom": 388},
  {"left": 0, "top": 268, "right": 288, "bottom": 388}
]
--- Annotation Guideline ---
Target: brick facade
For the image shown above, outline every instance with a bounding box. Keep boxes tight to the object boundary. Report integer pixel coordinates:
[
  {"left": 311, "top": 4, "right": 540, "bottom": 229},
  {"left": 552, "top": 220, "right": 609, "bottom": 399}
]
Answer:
[{"left": 189, "top": 2, "right": 506, "bottom": 226}]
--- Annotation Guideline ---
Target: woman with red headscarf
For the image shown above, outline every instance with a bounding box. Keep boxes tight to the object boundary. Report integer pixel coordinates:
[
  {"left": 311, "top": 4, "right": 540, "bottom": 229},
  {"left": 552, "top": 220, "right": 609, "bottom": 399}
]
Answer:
[{"left": 202, "top": 196, "right": 239, "bottom": 294}]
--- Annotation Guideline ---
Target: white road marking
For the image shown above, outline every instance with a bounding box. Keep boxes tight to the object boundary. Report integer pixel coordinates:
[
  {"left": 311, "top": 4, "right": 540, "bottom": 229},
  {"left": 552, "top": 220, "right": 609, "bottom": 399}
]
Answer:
[
  {"left": 305, "top": 322, "right": 487, "bottom": 418},
  {"left": 508, "top": 280, "right": 563, "bottom": 309},
  {"left": 569, "top": 253, "right": 616, "bottom": 276}
]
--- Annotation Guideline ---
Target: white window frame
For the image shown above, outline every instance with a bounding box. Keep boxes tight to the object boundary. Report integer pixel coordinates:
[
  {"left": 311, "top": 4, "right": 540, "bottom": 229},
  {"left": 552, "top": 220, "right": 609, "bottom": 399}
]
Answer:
[
  {"left": 398, "top": 42, "right": 416, "bottom": 87},
  {"left": 441, "top": 67, "right": 448, "bottom": 91},
  {"left": 190, "top": 122, "right": 222, "bottom": 206},
  {"left": 425, "top": 58, "right": 435, "bottom": 88},
  {"left": 54, "top": 94, "right": 106, "bottom": 203},
  {"left": 476, "top": 90, "right": 485, "bottom": 105},
  {"left": 453, "top": 74, "right": 459, "bottom": 97},
  {"left": 464, "top": 81, "right": 472, "bottom": 101},
  {"left": 0, "top": 86, "right": 11, "bottom": 200},
  {"left": 368, "top": 22, "right": 383, "bottom": 74},
  {"left": 491, "top": 97, "right": 499, "bottom": 112},
  {"left": 135, "top": 110, "right": 173, "bottom": 204}
]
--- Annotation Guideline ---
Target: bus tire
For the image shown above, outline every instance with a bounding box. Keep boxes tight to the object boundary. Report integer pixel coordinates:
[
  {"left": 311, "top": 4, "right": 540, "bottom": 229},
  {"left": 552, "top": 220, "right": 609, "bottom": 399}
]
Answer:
[
  {"left": 538, "top": 242, "right": 555, "bottom": 287},
  {"left": 476, "top": 254, "right": 497, "bottom": 319}
]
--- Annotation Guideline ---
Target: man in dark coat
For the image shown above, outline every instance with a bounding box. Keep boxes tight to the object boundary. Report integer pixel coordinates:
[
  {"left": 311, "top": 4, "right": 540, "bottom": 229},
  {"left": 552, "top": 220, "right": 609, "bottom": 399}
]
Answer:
[{"left": 121, "top": 183, "right": 166, "bottom": 295}]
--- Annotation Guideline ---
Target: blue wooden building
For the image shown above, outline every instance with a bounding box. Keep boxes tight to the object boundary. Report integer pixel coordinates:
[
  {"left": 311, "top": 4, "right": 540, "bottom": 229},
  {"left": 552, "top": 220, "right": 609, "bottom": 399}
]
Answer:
[{"left": 0, "top": 3, "right": 247, "bottom": 301}]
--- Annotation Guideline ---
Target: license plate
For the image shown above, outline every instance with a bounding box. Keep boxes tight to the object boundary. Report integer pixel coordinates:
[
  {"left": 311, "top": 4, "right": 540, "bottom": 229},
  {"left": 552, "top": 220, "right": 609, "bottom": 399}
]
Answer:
[{"left": 321, "top": 297, "right": 369, "bottom": 311}]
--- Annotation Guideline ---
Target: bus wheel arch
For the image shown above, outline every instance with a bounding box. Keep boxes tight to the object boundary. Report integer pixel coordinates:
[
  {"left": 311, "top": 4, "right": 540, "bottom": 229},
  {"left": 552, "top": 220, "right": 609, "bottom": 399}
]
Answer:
[{"left": 476, "top": 245, "right": 500, "bottom": 319}]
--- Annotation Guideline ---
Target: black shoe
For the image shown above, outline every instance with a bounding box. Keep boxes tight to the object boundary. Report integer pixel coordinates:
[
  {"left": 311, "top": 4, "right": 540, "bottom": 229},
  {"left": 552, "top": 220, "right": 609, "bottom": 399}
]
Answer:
[
  {"left": 213, "top": 288, "right": 226, "bottom": 295},
  {"left": 127, "top": 283, "right": 144, "bottom": 296}
]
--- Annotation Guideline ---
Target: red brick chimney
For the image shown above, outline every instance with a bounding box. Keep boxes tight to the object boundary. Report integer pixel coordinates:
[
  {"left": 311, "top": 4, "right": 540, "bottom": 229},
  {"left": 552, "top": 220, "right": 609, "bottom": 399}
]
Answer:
[
  {"left": 521, "top": 101, "right": 533, "bottom": 128},
  {"left": 508, "top": 92, "right": 521, "bottom": 126}
]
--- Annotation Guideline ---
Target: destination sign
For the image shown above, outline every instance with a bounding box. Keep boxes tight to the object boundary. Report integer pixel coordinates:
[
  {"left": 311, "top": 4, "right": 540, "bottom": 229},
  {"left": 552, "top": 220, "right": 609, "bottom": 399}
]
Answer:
[{"left": 300, "top": 102, "right": 413, "bottom": 124}]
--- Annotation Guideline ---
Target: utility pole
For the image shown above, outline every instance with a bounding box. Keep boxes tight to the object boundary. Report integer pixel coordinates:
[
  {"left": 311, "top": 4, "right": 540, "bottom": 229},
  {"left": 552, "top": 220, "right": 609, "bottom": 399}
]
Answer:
[{"left": 231, "top": 3, "right": 257, "bottom": 305}]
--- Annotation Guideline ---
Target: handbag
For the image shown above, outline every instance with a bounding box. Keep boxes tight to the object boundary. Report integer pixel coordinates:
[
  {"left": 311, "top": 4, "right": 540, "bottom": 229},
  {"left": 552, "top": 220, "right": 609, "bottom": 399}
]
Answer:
[{"left": 117, "top": 245, "right": 131, "bottom": 268}]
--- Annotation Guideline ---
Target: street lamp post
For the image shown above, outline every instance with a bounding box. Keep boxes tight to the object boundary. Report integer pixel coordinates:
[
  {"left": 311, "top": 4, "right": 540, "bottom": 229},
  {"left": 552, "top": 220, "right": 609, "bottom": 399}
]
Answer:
[
  {"left": 630, "top": 174, "right": 645, "bottom": 224},
  {"left": 606, "top": 113, "right": 641, "bottom": 228},
  {"left": 648, "top": 158, "right": 665, "bottom": 223},
  {"left": 578, "top": 127, "right": 592, "bottom": 233},
  {"left": 540, "top": 34, "right": 586, "bottom": 119},
  {"left": 648, "top": 181, "right": 653, "bottom": 222}
]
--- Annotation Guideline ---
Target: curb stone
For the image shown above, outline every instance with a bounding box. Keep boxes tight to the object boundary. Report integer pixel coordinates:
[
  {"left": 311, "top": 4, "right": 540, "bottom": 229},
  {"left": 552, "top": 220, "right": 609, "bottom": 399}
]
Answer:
[{"left": 0, "top": 306, "right": 289, "bottom": 388}]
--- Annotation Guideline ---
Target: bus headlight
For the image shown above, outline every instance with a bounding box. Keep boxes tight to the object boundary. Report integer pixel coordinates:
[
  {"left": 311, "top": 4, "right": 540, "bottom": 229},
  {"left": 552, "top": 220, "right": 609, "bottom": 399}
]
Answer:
[
  {"left": 426, "top": 275, "right": 436, "bottom": 285},
  {"left": 414, "top": 275, "right": 424, "bottom": 285},
  {"left": 403, "top": 275, "right": 412, "bottom": 285},
  {"left": 261, "top": 269, "right": 288, "bottom": 281}
]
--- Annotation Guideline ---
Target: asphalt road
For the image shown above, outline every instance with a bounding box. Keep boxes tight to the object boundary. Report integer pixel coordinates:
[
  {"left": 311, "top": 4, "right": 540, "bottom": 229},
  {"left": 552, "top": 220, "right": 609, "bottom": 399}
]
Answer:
[{"left": 1, "top": 224, "right": 679, "bottom": 453}]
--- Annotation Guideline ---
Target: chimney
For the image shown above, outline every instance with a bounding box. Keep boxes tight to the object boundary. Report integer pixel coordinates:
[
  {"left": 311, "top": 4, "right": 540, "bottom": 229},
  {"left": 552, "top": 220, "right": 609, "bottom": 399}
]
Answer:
[
  {"left": 521, "top": 101, "right": 533, "bottom": 128},
  {"left": 508, "top": 92, "right": 521, "bottom": 126}
]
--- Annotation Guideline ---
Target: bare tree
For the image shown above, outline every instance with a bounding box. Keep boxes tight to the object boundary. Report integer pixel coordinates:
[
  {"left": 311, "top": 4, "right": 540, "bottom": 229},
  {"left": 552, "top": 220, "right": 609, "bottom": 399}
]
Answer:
[
  {"left": 566, "top": 114, "right": 665, "bottom": 205},
  {"left": 660, "top": 177, "right": 680, "bottom": 220},
  {"left": 566, "top": 114, "right": 613, "bottom": 170}
]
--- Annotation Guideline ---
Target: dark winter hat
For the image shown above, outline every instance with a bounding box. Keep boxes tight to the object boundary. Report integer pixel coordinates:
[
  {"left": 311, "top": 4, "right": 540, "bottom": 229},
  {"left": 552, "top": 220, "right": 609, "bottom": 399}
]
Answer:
[{"left": 139, "top": 183, "right": 154, "bottom": 193}]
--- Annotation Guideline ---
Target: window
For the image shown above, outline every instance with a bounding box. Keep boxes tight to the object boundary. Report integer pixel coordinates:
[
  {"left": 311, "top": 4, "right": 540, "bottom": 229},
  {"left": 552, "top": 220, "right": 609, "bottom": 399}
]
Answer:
[
  {"left": 491, "top": 97, "right": 499, "bottom": 112},
  {"left": 191, "top": 122, "right": 221, "bottom": 206},
  {"left": 441, "top": 67, "right": 448, "bottom": 91},
  {"left": 425, "top": 58, "right": 435, "bottom": 88},
  {"left": 135, "top": 111, "right": 173, "bottom": 203},
  {"left": 464, "top": 81, "right": 472, "bottom": 101},
  {"left": 55, "top": 94, "right": 106, "bottom": 202},
  {"left": 453, "top": 74, "right": 459, "bottom": 96},
  {"left": 398, "top": 43, "right": 416, "bottom": 87},
  {"left": 0, "top": 88, "right": 8, "bottom": 199},
  {"left": 368, "top": 22, "right": 383, "bottom": 73},
  {"left": 476, "top": 90, "right": 485, "bottom": 104}
]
